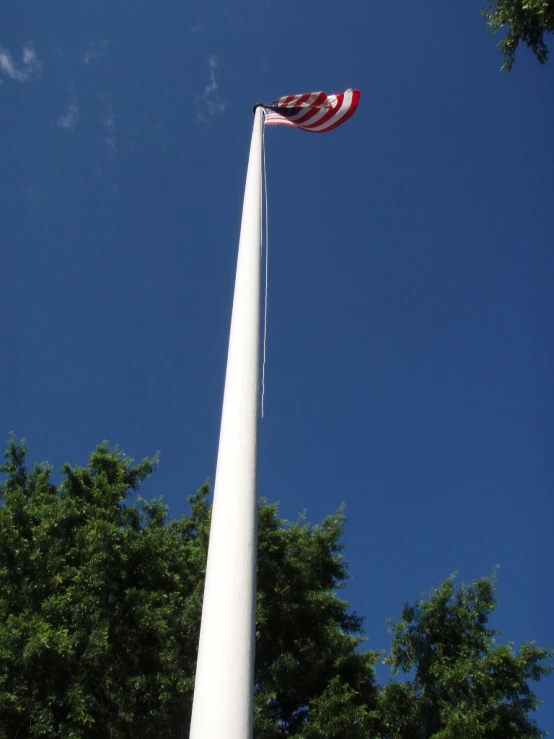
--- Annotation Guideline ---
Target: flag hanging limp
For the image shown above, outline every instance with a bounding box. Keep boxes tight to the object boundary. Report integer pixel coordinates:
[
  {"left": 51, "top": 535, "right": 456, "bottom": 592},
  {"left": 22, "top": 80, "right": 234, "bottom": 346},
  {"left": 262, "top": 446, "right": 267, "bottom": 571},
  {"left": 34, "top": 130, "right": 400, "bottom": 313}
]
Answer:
[{"left": 260, "top": 89, "right": 361, "bottom": 133}]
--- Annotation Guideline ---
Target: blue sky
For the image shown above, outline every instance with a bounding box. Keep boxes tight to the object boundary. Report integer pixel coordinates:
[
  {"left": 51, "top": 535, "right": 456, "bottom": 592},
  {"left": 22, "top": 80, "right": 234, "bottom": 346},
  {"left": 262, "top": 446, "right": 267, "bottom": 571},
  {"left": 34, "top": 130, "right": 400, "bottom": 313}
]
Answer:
[{"left": 2, "top": 0, "right": 553, "bottom": 730}]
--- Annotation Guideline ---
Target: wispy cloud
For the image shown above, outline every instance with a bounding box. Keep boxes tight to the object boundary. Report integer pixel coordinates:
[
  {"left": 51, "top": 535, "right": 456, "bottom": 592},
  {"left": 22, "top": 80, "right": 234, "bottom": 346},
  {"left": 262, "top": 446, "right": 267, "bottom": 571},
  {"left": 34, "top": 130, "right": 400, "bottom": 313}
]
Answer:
[
  {"left": 190, "top": 22, "right": 203, "bottom": 33},
  {"left": 57, "top": 100, "right": 79, "bottom": 131},
  {"left": 0, "top": 44, "right": 41, "bottom": 82},
  {"left": 28, "top": 186, "right": 45, "bottom": 205},
  {"left": 195, "top": 56, "right": 228, "bottom": 122},
  {"left": 84, "top": 39, "right": 109, "bottom": 66},
  {"left": 101, "top": 100, "right": 116, "bottom": 156}
]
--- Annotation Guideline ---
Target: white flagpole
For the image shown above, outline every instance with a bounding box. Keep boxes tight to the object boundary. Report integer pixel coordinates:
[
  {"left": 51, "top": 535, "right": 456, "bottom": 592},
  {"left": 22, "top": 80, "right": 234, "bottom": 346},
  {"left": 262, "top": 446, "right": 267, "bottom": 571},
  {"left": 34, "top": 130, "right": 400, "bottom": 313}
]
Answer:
[{"left": 189, "top": 106, "right": 264, "bottom": 739}]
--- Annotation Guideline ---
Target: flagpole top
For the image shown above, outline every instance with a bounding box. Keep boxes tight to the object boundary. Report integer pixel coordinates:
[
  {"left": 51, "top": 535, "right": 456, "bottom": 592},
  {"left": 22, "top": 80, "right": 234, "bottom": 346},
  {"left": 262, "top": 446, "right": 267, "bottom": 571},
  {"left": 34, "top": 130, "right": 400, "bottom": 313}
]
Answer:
[{"left": 253, "top": 103, "right": 264, "bottom": 113}]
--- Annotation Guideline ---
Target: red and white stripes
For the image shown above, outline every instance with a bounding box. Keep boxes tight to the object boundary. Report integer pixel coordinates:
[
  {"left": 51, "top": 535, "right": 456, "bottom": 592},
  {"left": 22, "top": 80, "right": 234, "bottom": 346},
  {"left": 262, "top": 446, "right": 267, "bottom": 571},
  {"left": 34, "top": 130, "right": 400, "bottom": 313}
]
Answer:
[{"left": 262, "top": 89, "right": 361, "bottom": 133}]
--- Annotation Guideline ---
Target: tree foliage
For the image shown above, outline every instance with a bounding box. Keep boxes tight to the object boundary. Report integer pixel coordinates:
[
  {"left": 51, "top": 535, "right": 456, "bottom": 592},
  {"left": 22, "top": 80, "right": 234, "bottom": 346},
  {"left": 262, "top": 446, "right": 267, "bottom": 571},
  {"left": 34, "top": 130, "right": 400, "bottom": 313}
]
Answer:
[
  {"left": 378, "top": 574, "right": 552, "bottom": 738},
  {"left": 0, "top": 438, "right": 551, "bottom": 737},
  {"left": 484, "top": 0, "right": 554, "bottom": 70},
  {"left": 0, "top": 437, "right": 206, "bottom": 738},
  {"left": 255, "top": 502, "right": 379, "bottom": 738},
  {"left": 0, "top": 438, "right": 378, "bottom": 738}
]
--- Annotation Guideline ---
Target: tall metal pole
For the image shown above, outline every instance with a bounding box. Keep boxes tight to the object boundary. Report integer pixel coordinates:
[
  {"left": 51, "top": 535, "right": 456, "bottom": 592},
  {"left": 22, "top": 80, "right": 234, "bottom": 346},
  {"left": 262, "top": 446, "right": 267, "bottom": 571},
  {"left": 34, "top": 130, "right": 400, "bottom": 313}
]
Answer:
[{"left": 189, "top": 107, "right": 264, "bottom": 739}]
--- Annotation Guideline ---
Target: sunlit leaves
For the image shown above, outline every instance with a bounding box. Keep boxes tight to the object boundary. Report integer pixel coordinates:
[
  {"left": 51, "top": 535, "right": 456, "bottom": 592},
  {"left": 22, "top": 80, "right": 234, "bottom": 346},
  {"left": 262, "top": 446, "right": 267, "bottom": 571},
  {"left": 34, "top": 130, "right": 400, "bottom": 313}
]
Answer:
[
  {"left": 379, "top": 573, "right": 553, "bottom": 738},
  {"left": 1, "top": 439, "right": 551, "bottom": 737},
  {"left": 0, "top": 440, "right": 377, "bottom": 738},
  {"left": 484, "top": 0, "right": 554, "bottom": 69}
]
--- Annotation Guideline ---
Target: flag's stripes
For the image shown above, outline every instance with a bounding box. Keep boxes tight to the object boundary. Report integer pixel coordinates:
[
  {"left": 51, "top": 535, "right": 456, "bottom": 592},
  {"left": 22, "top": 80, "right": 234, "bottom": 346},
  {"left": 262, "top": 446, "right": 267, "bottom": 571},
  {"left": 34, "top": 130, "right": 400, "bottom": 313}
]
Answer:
[
  {"left": 262, "top": 89, "right": 360, "bottom": 133},
  {"left": 263, "top": 111, "right": 296, "bottom": 126},
  {"left": 294, "top": 98, "right": 337, "bottom": 126},
  {"left": 275, "top": 91, "right": 327, "bottom": 109}
]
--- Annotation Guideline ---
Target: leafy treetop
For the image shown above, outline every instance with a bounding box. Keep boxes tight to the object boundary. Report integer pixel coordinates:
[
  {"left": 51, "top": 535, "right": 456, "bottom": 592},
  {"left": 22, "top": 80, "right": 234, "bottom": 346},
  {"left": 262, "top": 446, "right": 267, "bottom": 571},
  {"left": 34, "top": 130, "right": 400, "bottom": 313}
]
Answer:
[
  {"left": 0, "top": 437, "right": 551, "bottom": 738},
  {"left": 484, "top": 0, "right": 554, "bottom": 69}
]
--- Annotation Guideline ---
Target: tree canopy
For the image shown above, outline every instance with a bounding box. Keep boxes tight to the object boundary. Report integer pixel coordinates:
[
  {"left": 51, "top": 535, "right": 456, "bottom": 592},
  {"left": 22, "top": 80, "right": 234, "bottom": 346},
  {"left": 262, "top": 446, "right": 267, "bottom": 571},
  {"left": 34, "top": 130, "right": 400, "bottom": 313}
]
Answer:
[
  {"left": 483, "top": 0, "right": 554, "bottom": 70},
  {"left": 0, "top": 438, "right": 551, "bottom": 737},
  {"left": 378, "top": 575, "right": 552, "bottom": 737}
]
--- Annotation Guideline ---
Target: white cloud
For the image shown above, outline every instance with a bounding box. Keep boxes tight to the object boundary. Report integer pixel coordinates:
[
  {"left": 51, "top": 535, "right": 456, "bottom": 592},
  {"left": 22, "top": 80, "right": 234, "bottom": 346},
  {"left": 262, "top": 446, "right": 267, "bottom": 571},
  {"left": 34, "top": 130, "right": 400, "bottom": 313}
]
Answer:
[
  {"left": 102, "top": 104, "right": 115, "bottom": 133},
  {"left": 195, "top": 56, "right": 228, "bottom": 122},
  {"left": 101, "top": 100, "right": 116, "bottom": 156},
  {"left": 28, "top": 186, "right": 45, "bottom": 205},
  {"left": 57, "top": 101, "right": 79, "bottom": 131},
  {"left": 84, "top": 39, "right": 109, "bottom": 65},
  {"left": 22, "top": 47, "right": 38, "bottom": 66},
  {"left": 0, "top": 44, "right": 41, "bottom": 82}
]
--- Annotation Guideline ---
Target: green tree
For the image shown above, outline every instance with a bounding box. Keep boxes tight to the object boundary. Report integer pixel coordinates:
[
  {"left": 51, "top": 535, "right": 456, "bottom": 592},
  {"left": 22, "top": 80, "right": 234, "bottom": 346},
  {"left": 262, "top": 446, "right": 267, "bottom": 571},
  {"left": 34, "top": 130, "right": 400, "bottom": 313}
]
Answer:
[
  {"left": 0, "top": 437, "right": 207, "bottom": 738},
  {"left": 378, "top": 574, "right": 553, "bottom": 738},
  {"left": 0, "top": 438, "right": 378, "bottom": 738},
  {"left": 1, "top": 439, "right": 551, "bottom": 737},
  {"left": 255, "top": 503, "right": 379, "bottom": 738},
  {"left": 483, "top": 0, "right": 554, "bottom": 70}
]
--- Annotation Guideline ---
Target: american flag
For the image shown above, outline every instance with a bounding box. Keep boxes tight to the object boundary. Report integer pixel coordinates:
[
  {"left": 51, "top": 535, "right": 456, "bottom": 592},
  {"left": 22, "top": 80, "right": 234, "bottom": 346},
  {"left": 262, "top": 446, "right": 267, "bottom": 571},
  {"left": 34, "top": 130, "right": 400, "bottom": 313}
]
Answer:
[{"left": 261, "top": 89, "right": 361, "bottom": 133}]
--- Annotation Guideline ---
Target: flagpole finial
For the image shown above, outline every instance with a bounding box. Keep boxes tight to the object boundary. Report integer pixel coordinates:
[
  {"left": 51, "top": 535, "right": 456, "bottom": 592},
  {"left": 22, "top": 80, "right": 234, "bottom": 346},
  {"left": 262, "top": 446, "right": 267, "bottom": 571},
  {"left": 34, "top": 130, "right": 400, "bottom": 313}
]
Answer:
[{"left": 253, "top": 103, "right": 264, "bottom": 113}]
